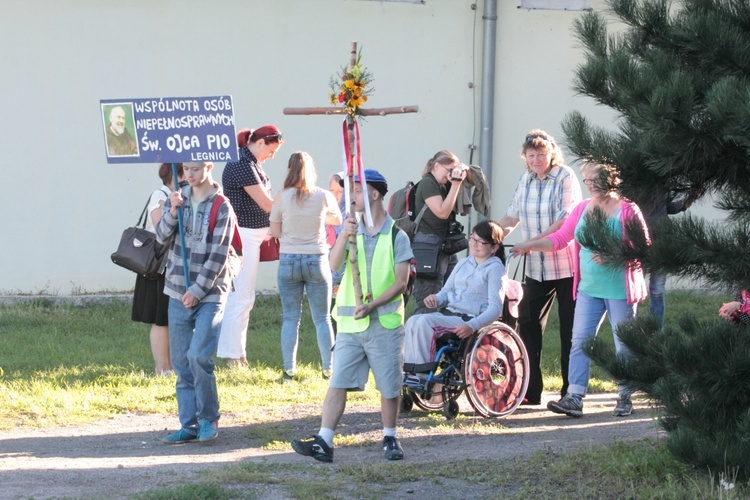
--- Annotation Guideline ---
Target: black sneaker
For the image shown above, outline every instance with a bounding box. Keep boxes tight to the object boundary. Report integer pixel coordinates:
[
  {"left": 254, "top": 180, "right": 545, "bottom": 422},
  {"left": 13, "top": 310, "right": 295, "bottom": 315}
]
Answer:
[
  {"left": 281, "top": 371, "right": 295, "bottom": 384},
  {"left": 291, "top": 435, "right": 333, "bottom": 463},
  {"left": 382, "top": 436, "right": 404, "bottom": 461},
  {"left": 613, "top": 395, "right": 633, "bottom": 417},
  {"left": 547, "top": 395, "right": 583, "bottom": 418}
]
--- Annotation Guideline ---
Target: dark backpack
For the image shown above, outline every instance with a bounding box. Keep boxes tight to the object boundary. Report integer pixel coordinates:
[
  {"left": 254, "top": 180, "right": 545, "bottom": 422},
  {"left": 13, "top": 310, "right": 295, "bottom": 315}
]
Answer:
[{"left": 387, "top": 180, "right": 424, "bottom": 240}]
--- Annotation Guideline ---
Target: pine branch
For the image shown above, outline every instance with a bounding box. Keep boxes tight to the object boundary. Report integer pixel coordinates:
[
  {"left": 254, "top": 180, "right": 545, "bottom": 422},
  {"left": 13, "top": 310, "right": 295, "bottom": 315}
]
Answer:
[
  {"left": 565, "top": 0, "right": 750, "bottom": 477},
  {"left": 652, "top": 215, "right": 750, "bottom": 291},
  {"left": 573, "top": 204, "right": 650, "bottom": 266}
]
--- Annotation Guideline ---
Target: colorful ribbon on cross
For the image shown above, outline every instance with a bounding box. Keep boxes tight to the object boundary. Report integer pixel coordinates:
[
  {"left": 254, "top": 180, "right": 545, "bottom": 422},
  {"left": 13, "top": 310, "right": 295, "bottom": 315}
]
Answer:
[{"left": 341, "top": 117, "right": 373, "bottom": 227}]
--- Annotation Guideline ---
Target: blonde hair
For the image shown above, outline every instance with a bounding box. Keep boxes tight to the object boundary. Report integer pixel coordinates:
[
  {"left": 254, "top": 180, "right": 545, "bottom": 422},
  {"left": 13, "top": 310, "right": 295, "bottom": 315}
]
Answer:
[
  {"left": 283, "top": 152, "right": 317, "bottom": 204},
  {"left": 520, "top": 129, "right": 564, "bottom": 170},
  {"left": 422, "top": 150, "right": 459, "bottom": 177},
  {"left": 581, "top": 160, "right": 621, "bottom": 193}
]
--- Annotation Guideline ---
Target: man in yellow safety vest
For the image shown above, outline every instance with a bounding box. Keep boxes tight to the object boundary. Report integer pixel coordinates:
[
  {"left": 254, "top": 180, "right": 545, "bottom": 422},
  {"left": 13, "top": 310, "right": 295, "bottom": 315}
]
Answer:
[{"left": 291, "top": 169, "right": 413, "bottom": 463}]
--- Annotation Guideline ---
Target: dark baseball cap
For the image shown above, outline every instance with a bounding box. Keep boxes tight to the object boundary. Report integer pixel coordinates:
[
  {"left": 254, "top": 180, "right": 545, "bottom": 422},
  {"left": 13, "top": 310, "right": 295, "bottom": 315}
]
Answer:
[{"left": 339, "top": 168, "right": 388, "bottom": 196}]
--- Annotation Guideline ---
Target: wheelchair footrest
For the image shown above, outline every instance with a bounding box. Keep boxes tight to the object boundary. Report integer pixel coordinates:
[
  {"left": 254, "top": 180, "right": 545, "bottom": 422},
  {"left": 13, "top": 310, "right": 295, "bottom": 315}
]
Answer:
[{"left": 403, "top": 362, "right": 439, "bottom": 374}]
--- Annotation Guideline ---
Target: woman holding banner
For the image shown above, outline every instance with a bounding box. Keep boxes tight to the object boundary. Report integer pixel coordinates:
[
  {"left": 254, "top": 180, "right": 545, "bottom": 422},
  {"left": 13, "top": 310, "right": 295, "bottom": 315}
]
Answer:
[{"left": 217, "top": 126, "right": 284, "bottom": 366}]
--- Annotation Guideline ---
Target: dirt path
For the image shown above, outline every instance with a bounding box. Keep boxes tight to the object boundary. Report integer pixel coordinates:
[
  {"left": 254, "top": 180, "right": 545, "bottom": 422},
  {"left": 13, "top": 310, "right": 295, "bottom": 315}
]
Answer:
[{"left": 0, "top": 392, "right": 662, "bottom": 499}]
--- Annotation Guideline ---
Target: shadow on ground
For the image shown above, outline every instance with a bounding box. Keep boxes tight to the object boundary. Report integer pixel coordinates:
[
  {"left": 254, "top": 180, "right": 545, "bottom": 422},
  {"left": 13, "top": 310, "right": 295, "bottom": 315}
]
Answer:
[{"left": 0, "top": 391, "right": 662, "bottom": 498}]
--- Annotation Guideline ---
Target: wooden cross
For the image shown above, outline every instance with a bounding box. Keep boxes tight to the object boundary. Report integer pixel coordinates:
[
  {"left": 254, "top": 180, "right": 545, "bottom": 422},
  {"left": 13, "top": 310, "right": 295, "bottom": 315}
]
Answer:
[{"left": 283, "top": 41, "right": 418, "bottom": 309}]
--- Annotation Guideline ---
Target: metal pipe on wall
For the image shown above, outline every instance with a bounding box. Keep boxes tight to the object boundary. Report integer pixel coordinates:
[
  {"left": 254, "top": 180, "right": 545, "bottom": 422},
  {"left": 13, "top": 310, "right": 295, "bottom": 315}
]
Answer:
[{"left": 479, "top": 0, "right": 498, "bottom": 188}]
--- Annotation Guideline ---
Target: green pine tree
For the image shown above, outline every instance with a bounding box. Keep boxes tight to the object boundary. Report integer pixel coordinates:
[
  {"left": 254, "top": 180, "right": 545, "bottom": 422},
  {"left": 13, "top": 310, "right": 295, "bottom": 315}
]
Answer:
[{"left": 562, "top": 0, "right": 750, "bottom": 478}]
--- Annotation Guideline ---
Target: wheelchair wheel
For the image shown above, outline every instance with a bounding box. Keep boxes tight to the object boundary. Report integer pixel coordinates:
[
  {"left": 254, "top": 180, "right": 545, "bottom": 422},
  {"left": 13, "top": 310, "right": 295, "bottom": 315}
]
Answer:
[
  {"left": 462, "top": 322, "right": 529, "bottom": 418},
  {"left": 411, "top": 380, "right": 464, "bottom": 413},
  {"left": 401, "top": 391, "right": 414, "bottom": 413},
  {"left": 443, "top": 400, "right": 460, "bottom": 420}
]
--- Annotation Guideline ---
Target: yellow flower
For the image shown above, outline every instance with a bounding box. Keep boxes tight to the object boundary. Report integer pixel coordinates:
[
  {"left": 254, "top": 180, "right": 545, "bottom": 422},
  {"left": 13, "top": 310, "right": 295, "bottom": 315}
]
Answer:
[
  {"left": 348, "top": 94, "right": 367, "bottom": 108},
  {"left": 328, "top": 49, "right": 373, "bottom": 116}
]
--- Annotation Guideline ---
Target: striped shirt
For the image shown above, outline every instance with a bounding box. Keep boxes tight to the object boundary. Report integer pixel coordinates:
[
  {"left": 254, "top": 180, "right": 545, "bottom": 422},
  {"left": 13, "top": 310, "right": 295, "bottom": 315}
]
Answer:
[
  {"left": 156, "top": 183, "right": 237, "bottom": 303},
  {"left": 505, "top": 164, "right": 582, "bottom": 282}
]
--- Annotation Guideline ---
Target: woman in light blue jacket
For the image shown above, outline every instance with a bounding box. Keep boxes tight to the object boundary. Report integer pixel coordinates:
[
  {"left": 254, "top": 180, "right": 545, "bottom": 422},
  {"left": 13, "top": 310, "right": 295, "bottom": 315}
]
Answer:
[{"left": 404, "top": 220, "right": 506, "bottom": 365}]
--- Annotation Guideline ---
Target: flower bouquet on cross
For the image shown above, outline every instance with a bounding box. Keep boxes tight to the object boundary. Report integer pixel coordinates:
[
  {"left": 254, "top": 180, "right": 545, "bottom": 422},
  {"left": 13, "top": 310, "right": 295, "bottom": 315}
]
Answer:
[
  {"left": 329, "top": 48, "right": 374, "bottom": 118},
  {"left": 282, "top": 41, "right": 418, "bottom": 308}
]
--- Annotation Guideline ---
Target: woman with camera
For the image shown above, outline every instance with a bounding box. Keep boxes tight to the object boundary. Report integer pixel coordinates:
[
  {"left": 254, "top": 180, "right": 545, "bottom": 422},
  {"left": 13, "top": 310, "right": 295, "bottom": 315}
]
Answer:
[{"left": 411, "top": 150, "right": 469, "bottom": 315}]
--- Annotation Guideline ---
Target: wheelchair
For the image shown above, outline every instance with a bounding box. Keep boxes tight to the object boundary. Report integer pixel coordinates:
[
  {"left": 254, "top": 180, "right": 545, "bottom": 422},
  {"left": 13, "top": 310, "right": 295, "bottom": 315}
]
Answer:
[{"left": 401, "top": 321, "right": 529, "bottom": 420}]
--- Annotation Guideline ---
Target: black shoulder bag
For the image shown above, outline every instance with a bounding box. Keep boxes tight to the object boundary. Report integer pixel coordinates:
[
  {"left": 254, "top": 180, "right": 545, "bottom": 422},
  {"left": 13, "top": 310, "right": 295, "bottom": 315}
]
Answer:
[{"left": 111, "top": 196, "right": 170, "bottom": 279}]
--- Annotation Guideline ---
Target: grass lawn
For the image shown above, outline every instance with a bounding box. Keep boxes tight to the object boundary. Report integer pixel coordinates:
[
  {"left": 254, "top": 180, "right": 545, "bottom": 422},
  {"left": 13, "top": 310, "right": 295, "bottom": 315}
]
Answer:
[
  {"left": 0, "top": 291, "right": 611, "bottom": 429},
  {"left": 0, "top": 290, "right": 745, "bottom": 498}
]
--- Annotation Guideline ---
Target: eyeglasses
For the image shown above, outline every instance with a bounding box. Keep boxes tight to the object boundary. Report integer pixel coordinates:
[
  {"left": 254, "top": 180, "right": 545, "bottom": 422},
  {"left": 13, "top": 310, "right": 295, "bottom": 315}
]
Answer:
[
  {"left": 469, "top": 236, "right": 491, "bottom": 246},
  {"left": 582, "top": 178, "right": 597, "bottom": 185}
]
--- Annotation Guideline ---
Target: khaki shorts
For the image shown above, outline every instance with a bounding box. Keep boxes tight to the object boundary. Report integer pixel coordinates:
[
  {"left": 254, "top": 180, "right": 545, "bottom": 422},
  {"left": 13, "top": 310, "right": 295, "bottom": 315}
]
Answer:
[{"left": 329, "top": 321, "right": 405, "bottom": 399}]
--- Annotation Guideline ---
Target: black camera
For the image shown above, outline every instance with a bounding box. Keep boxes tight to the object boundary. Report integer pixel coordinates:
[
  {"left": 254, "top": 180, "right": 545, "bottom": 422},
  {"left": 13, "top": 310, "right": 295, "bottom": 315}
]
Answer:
[
  {"left": 446, "top": 220, "right": 464, "bottom": 236},
  {"left": 442, "top": 220, "right": 468, "bottom": 255}
]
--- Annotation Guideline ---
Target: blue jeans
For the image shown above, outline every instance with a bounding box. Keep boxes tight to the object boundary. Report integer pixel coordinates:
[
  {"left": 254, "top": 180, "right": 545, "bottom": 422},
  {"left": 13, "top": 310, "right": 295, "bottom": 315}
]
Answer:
[
  {"left": 277, "top": 253, "right": 334, "bottom": 373},
  {"left": 568, "top": 291, "right": 636, "bottom": 397},
  {"left": 168, "top": 298, "right": 223, "bottom": 430},
  {"left": 648, "top": 272, "right": 667, "bottom": 326}
]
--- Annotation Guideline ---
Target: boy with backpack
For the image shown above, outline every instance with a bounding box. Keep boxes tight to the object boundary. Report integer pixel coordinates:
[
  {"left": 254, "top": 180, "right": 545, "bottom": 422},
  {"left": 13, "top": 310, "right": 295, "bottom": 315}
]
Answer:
[{"left": 156, "top": 161, "right": 240, "bottom": 444}]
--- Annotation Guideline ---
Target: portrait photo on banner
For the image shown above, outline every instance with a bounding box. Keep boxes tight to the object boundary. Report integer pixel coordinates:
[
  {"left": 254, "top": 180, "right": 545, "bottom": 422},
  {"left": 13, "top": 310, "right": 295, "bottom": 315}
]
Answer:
[{"left": 102, "top": 102, "right": 140, "bottom": 158}]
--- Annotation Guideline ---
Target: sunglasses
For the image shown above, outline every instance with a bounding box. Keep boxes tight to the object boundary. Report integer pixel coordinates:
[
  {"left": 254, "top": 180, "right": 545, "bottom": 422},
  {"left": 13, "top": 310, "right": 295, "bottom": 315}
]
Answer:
[
  {"left": 262, "top": 133, "right": 283, "bottom": 143},
  {"left": 525, "top": 133, "right": 552, "bottom": 143}
]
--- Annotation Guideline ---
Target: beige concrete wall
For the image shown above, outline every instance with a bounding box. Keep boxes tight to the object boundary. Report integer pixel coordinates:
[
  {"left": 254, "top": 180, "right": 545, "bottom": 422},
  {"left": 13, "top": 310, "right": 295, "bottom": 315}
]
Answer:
[{"left": 0, "top": 0, "right": 718, "bottom": 294}]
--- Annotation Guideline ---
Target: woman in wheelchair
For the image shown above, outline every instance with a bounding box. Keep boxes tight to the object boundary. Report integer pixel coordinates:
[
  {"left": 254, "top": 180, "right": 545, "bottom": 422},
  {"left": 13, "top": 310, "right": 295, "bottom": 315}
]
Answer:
[
  {"left": 401, "top": 220, "right": 529, "bottom": 419},
  {"left": 404, "top": 219, "right": 507, "bottom": 366}
]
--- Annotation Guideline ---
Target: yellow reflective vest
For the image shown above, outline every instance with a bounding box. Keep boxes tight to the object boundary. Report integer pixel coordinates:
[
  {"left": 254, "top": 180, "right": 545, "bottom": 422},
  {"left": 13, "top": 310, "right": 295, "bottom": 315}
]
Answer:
[{"left": 334, "top": 222, "right": 404, "bottom": 333}]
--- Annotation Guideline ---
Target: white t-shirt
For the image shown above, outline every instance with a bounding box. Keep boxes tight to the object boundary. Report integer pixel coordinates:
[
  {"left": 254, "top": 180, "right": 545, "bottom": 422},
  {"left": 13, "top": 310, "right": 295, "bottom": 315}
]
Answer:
[
  {"left": 270, "top": 187, "right": 340, "bottom": 255},
  {"left": 145, "top": 186, "right": 170, "bottom": 233}
]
